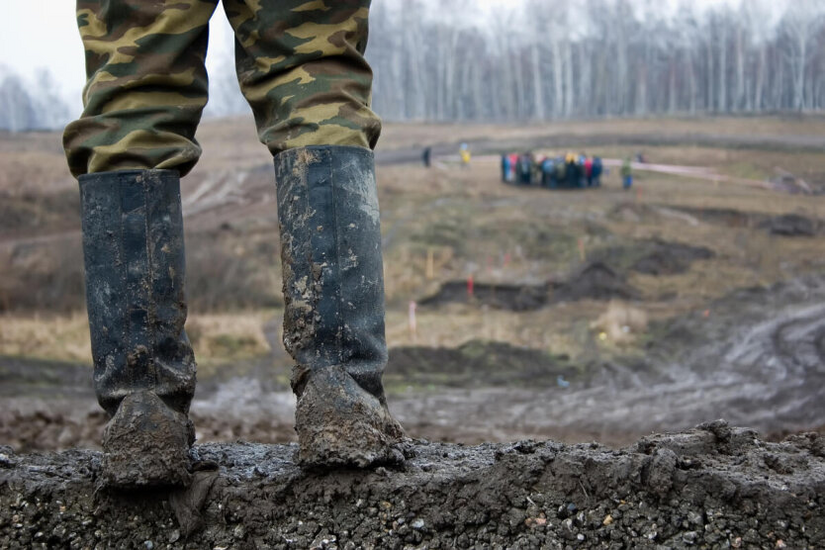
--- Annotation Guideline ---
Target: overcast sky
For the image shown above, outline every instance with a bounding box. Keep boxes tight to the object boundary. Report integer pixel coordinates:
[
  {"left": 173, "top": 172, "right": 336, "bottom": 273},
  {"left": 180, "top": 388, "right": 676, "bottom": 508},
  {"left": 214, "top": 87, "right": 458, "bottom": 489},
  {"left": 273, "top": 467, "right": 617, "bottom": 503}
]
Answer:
[
  {"left": 0, "top": 0, "right": 757, "bottom": 117},
  {"left": 0, "top": 2, "right": 237, "bottom": 116}
]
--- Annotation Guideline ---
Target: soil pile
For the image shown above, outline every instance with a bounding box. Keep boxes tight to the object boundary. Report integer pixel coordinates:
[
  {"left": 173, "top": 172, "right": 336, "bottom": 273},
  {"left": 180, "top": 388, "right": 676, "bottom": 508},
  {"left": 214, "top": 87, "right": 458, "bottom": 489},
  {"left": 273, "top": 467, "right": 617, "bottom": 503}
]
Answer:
[
  {"left": 588, "top": 239, "right": 714, "bottom": 277},
  {"left": 761, "top": 214, "right": 819, "bottom": 237},
  {"left": 632, "top": 242, "right": 714, "bottom": 276},
  {"left": 1, "top": 421, "right": 823, "bottom": 548},
  {"left": 419, "top": 262, "right": 638, "bottom": 311},
  {"left": 420, "top": 281, "right": 549, "bottom": 311},
  {"left": 387, "top": 340, "right": 575, "bottom": 389},
  {"left": 552, "top": 261, "right": 639, "bottom": 303}
]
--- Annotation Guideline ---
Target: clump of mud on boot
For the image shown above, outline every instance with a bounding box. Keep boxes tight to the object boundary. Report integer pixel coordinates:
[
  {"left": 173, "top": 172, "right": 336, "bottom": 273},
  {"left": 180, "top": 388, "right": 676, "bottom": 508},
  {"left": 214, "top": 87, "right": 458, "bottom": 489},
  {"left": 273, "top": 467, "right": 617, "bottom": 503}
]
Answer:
[
  {"left": 101, "top": 391, "right": 194, "bottom": 489},
  {"left": 293, "top": 366, "right": 405, "bottom": 468}
]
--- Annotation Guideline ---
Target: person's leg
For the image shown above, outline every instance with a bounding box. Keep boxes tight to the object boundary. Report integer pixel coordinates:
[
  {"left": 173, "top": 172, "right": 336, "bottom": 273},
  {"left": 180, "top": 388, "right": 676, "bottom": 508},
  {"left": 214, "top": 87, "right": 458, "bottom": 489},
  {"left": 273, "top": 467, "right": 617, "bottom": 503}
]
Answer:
[
  {"left": 64, "top": 0, "right": 218, "bottom": 178},
  {"left": 63, "top": 0, "right": 218, "bottom": 488},
  {"left": 224, "top": 0, "right": 403, "bottom": 467},
  {"left": 222, "top": 0, "right": 380, "bottom": 156}
]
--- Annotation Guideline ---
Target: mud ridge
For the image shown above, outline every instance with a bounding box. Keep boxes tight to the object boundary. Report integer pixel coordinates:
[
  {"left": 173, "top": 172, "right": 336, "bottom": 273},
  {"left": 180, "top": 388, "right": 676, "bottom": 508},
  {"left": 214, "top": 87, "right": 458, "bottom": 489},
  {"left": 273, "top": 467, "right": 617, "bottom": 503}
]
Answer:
[
  {"left": 419, "top": 262, "right": 638, "bottom": 311},
  {"left": 552, "top": 261, "right": 639, "bottom": 303},
  {"left": 386, "top": 340, "right": 576, "bottom": 389},
  {"left": 419, "top": 281, "right": 549, "bottom": 311},
  {"left": 1, "top": 421, "right": 824, "bottom": 549}
]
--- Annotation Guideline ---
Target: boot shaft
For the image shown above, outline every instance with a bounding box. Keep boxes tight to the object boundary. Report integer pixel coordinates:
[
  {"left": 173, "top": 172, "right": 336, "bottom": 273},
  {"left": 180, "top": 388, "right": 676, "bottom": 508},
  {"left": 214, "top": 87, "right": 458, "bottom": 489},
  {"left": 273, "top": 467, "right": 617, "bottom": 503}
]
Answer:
[
  {"left": 79, "top": 170, "right": 195, "bottom": 416},
  {"left": 275, "top": 146, "right": 387, "bottom": 397}
]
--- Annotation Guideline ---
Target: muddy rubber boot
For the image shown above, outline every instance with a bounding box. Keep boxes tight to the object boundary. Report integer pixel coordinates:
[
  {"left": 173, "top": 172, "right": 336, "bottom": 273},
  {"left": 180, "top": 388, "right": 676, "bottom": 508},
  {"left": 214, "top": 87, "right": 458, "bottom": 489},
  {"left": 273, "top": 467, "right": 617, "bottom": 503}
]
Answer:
[
  {"left": 79, "top": 170, "right": 197, "bottom": 488},
  {"left": 275, "top": 146, "right": 405, "bottom": 468}
]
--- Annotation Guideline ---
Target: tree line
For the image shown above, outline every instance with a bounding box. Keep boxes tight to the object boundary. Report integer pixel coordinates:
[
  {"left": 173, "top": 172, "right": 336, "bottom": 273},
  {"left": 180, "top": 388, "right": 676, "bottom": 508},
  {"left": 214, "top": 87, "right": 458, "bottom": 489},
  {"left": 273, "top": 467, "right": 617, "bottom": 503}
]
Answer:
[
  {"left": 368, "top": 0, "right": 825, "bottom": 121},
  {"left": 0, "top": 68, "right": 71, "bottom": 132},
  {"left": 3, "top": 0, "right": 825, "bottom": 131}
]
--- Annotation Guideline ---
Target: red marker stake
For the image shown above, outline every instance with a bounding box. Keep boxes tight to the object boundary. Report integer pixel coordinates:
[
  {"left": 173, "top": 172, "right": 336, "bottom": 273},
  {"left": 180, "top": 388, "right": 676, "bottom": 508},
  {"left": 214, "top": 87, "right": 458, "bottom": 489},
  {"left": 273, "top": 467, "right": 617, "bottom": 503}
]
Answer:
[{"left": 467, "top": 274, "right": 475, "bottom": 298}]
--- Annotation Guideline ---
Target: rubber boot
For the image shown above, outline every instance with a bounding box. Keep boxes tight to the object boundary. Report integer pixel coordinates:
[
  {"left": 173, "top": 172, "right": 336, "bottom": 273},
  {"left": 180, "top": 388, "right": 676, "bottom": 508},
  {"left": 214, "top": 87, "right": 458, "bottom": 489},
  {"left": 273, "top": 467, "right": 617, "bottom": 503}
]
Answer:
[
  {"left": 79, "top": 169, "right": 196, "bottom": 488},
  {"left": 275, "top": 146, "right": 405, "bottom": 467}
]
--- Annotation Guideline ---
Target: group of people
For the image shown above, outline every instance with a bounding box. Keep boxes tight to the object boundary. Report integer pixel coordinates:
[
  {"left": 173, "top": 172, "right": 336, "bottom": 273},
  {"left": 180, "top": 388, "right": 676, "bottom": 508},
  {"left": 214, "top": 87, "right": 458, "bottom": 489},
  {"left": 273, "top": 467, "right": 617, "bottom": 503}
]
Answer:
[{"left": 502, "top": 152, "right": 605, "bottom": 189}]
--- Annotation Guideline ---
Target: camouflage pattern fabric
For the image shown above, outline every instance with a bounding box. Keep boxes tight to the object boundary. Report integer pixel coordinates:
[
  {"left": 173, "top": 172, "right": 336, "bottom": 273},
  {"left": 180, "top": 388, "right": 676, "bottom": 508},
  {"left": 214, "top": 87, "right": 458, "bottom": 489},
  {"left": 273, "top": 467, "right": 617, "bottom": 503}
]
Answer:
[{"left": 63, "top": 0, "right": 381, "bottom": 178}]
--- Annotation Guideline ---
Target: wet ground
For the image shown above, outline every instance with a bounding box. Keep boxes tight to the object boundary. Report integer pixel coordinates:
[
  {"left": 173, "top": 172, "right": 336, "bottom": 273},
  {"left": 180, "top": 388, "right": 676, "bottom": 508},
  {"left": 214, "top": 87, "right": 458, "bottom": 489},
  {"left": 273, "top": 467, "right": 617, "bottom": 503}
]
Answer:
[
  {"left": 3, "top": 274, "right": 825, "bottom": 453},
  {"left": 2, "top": 422, "right": 824, "bottom": 548}
]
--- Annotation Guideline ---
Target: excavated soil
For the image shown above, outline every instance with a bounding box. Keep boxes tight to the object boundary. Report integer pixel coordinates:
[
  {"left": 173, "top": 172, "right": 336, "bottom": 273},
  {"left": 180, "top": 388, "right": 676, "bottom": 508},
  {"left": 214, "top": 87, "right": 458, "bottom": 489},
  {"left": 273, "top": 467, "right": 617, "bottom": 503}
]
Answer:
[
  {"left": 551, "top": 261, "right": 639, "bottom": 303},
  {"left": 609, "top": 204, "right": 823, "bottom": 239},
  {"left": 760, "top": 214, "right": 820, "bottom": 237},
  {"left": 419, "top": 281, "right": 549, "bottom": 311},
  {"left": 1, "top": 422, "right": 824, "bottom": 549},
  {"left": 585, "top": 239, "right": 714, "bottom": 277},
  {"left": 420, "top": 262, "right": 638, "bottom": 311},
  {"left": 386, "top": 340, "right": 576, "bottom": 389},
  {"left": 670, "top": 206, "right": 822, "bottom": 237}
]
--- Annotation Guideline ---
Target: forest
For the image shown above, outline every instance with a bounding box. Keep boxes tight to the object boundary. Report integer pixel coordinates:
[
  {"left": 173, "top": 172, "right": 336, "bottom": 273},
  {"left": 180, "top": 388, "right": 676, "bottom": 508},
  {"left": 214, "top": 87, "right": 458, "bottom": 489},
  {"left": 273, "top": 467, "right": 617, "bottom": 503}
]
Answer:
[
  {"left": 1, "top": 0, "right": 824, "bottom": 131},
  {"left": 368, "top": 0, "right": 825, "bottom": 121}
]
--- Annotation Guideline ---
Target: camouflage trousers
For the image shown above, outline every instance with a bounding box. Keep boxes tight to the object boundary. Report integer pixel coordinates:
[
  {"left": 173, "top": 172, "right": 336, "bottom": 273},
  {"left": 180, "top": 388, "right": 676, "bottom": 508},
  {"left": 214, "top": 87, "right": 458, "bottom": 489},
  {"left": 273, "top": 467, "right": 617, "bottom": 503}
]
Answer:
[{"left": 63, "top": 0, "right": 381, "bottom": 177}]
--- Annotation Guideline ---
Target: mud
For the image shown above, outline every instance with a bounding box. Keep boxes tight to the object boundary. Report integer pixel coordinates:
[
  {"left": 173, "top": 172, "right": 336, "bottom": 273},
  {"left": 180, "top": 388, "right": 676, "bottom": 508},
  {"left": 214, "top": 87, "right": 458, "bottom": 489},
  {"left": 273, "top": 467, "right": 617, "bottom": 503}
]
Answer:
[
  {"left": 761, "top": 214, "right": 819, "bottom": 237},
  {"left": 420, "top": 262, "right": 638, "bottom": 311},
  {"left": 589, "top": 240, "right": 714, "bottom": 277},
  {"left": 666, "top": 206, "right": 822, "bottom": 237},
  {"left": 551, "top": 261, "right": 639, "bottom": 303},
  {"left": 293, "top": 365, "right": 405, "bottom": 467},
  {"left": 100, "top": 391, "right": 195, "bottom": 489},
  {"left": 632, "top": 242, "right": 714, "bottom": 276},
  {"left": 419, "top": 281, "right": 549, "bottom": 311},
  {"left": 4, "top": 274, "right": 825, "bottom": 452},
  {"left": 386, "top": 340, "right": 576, "bottom": 389},
  {"left": 1, "top": 422, "right": 823, "bottom": 549}
]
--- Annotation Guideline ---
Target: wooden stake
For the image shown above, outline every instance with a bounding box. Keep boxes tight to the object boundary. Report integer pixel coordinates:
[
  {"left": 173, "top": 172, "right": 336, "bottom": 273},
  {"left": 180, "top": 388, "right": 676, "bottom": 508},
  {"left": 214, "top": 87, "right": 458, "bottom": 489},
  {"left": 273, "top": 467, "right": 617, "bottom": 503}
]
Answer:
[{"left": 408, "top": 301, "right": 418, "bottom": 341}]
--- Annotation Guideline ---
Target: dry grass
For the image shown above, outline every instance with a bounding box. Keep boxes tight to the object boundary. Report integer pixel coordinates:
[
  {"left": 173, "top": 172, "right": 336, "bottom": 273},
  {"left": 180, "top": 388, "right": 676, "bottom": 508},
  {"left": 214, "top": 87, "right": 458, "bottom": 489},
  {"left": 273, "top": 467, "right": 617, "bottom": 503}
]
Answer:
[
  {"left": 0, "top": 313, "right": 91, "bottom": 363},
  {"left": 185, "top": 311, "right": 275, "bottom": 374},
  {"left": 0, "top": 310, "right": 277, "bottom": 369}
]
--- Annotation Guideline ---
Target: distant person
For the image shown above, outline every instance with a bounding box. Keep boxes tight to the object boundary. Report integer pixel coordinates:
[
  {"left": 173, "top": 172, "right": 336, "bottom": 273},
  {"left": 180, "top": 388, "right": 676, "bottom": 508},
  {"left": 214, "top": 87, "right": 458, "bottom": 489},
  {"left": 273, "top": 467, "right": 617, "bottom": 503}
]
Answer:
[
  {"left": 635, "top": 152, "right": 646, "bottom": 164},
  {"left": 422, "top": 146, "right": 432, "bottom": 168},
  {"left": 555, "top": 155, "right": 567, "bottom": 188},
  {"left": 517, "top": 152, "right": 533, "bottom": 185},
  {"left": 592, "top": 157, "right": 604, "bottom": 187},
  {"left": 509, "top": 153, "right": 519, "bottom": 183},
  {"left": 541, "top": 157, "right": 557, "bottom": 188},
  {"left": 565, "top": 153, "right": 579, "bottom": 188},
  {"left": 501, "top": 154, "right": 512, "bottom": 183},
  {"left": 460, "top": 143, "right": 471, "bottom": 168},
  {"left": 63, "top": 0, "right": 403, "bottom": 489},
  {"left": 584, "top": 156, "right": 594, "bottom": 187},
  {"left": 578, "top": 154, "right": 587, "bottom": 187},
  {"left": 622, "top": 158, "right": 634, "bottom": 190}
]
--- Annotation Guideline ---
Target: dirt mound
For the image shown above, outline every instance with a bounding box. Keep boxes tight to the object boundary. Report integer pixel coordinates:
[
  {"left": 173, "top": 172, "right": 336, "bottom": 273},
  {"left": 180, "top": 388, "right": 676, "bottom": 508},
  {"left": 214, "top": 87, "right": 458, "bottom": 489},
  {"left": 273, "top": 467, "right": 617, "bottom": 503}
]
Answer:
[
  {"left": 420, "top": 263, "right": 637, "bottom": 310},
  {"left": 1, "top": 421, "right": 823, "bottom": 548},
  {"left": 632, "top": 241, "right": 714, "bottom": 275},
  {"left": 420, "top": 281, "right": 549, "bottom": 311},
  {"left": 664, "top": 206, "right": 822, "bottom": 238},
  {"left": 387, "top": 340, "right": 575, "bottom": 389},
  {"left": 587, "top": 239, "right": 714, "bottom": 278},
  {"left": 552, "top": 261, "right": 639, "bottom": 303},
  {"left": 761, "top": 214, "right": 819, "bottom": 237}
]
